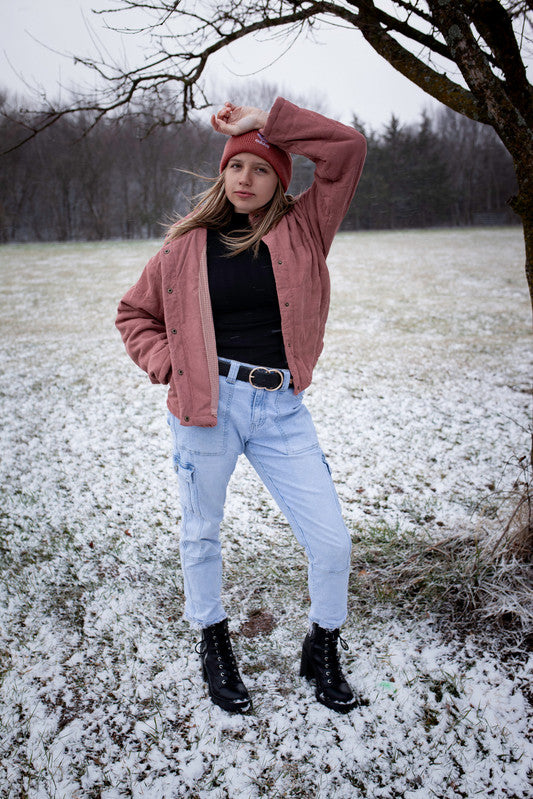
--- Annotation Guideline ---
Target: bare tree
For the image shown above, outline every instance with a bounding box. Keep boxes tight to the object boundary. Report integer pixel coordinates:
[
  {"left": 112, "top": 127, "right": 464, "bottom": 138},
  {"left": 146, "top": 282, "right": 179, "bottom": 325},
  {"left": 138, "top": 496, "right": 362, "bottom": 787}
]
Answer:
[
  {"left": 0, "top": 88, "right": 515, "bottom": 240},
  {"left": 4, "top": 2, "right": 532, "bottom": 306}
]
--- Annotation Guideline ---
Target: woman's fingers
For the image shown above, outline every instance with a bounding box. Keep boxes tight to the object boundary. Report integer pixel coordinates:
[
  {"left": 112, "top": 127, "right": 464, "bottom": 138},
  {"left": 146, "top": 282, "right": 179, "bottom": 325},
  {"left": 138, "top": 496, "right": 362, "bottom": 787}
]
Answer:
[
  {"left": 215, "top": 102, "right": 235, "bottom": 120},
  {"left": 212, "top": 103, "right": 265, "bottom": 135}
]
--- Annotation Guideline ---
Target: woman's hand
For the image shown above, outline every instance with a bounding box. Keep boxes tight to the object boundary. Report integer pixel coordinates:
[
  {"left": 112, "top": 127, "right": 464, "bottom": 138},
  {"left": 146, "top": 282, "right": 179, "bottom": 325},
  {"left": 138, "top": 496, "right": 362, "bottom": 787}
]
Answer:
[{"left": 211, "top": 102, "right": 269, "bottom": 136}]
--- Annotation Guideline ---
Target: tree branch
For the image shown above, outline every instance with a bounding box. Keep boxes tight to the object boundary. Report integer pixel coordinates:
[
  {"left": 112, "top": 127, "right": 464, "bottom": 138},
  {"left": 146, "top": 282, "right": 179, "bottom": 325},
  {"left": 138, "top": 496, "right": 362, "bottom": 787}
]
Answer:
[
  {"left": 336, "top": 1, "right": 489, "bottom": 121},
  {"left": 428, "top": 0, "right": 533, "bottom": 152},
  {"left": 4, "top": 0, "right": 531, "bottom": 153},
  {"left": 464, "top": 0, "right": 533, "bottom": 123},
  {"left": 344, "top": 0, "right": 453, "bottom": 61}
]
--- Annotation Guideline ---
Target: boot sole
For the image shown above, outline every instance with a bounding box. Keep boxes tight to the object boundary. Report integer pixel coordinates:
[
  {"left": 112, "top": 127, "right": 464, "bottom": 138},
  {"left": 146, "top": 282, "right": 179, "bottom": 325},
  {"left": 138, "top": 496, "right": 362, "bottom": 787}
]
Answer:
[
  {"left": 202, "top": 662, "right": 253, "bottom": 714},
  {"left": 210, "top": 695, "right": 253, "bottom": 714},
  {"left": 316, "top": 689, "right": 358, "bottom": 714}
]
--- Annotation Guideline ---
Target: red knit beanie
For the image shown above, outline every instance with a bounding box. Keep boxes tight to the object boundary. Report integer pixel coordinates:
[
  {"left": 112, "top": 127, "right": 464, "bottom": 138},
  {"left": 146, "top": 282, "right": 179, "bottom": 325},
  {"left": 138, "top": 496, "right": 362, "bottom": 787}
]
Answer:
[{"left": 220, "top": 130, "right": 292, "bottom": 191}]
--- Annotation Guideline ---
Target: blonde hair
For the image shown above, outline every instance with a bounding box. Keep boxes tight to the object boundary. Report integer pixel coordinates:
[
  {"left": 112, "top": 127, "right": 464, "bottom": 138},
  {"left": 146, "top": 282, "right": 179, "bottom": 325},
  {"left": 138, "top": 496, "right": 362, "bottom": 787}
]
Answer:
[{"left": 166, "top": 171, "right": 295, "bottom": 256}]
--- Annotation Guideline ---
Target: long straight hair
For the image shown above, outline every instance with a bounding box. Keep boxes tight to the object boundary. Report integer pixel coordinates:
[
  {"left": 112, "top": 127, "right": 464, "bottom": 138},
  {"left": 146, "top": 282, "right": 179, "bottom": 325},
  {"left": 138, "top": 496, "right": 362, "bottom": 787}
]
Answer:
[{"left": 166, "top": 171, "right": 295, "bottom": 256}]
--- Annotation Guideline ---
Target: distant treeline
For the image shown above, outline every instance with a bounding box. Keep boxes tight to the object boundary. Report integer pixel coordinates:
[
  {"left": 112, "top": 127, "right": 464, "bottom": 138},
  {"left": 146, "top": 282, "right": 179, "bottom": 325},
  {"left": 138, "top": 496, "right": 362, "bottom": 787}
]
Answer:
[{"left": 0, "top": 94, "right": 518, "bottom": 243}]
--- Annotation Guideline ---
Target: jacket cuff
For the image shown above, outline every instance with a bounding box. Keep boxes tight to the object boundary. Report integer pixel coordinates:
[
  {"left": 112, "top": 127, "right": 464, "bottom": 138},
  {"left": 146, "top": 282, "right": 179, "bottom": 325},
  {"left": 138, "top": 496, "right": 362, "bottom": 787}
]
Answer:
[{"left": 262, "top": 96, "right": 288, "bottom": 141}]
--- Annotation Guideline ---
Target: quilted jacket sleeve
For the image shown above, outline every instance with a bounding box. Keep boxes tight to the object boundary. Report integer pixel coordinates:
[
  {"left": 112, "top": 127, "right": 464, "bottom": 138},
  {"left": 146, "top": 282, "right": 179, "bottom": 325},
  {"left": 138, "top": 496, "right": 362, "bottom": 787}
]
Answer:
[
  {"left": 115, "top": 251, "right": 172, "bottom": 385},
  {"left": 262, "top": 97, "right": 367, "bottom": 256}
]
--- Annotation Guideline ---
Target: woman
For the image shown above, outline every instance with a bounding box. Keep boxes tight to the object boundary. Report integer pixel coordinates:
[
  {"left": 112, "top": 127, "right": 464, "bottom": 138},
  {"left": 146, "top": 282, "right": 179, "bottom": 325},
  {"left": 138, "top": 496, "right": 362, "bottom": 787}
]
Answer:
[{"left": 116, "top": 97, "right": 367, "bottom": 714}]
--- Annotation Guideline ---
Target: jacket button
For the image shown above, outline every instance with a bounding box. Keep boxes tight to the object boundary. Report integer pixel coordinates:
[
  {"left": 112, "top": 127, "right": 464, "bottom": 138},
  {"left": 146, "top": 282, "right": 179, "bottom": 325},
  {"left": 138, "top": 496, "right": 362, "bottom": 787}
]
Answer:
[
  {"left": 167, "top": 288, "right": 173, "bottom": 294},
  {"left": 278, "top": 259, "right": 283, "bottom": 265},
  {"left": 171, "top": 328, "right": 177, "bottom": 334},
  {"left": 184, "top": 416, "right": 190, "bottom": 422},
  {"left": 284, "top": 302, "right": 290, "bottom": 307},
  {"left": 178, "top": 369, "right": 183, "bottom": 375},
  {"left": 164, "top": 248, "right": 170, "bottom": 254}
]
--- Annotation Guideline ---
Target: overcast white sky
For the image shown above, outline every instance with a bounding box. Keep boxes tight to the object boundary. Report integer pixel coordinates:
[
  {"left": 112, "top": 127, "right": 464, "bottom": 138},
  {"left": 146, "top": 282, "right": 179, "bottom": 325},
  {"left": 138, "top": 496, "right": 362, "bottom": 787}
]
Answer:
[{"left": 3, "top": 0, "right": 446, "bottom": 131}]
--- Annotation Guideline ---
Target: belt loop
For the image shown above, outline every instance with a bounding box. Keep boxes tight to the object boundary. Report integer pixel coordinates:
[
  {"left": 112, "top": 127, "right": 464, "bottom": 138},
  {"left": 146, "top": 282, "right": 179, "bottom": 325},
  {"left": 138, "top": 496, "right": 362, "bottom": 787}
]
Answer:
[{"left": 226, "top": 359, "right": 239, "bottom": 384}]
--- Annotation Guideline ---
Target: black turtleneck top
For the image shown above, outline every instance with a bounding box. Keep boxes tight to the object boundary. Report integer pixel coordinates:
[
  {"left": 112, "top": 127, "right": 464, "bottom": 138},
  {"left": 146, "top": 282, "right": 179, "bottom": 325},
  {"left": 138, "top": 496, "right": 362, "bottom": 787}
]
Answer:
[{"left": 206, "top": 214, "right": 288, "bottom": 369}]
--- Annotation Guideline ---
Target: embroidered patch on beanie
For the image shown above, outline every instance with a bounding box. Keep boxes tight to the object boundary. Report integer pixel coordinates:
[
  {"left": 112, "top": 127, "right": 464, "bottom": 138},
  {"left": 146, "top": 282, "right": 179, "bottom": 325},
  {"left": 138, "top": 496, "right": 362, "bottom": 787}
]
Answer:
[{"left": 254, "top": 132, "right": 270, "bottom": 149}]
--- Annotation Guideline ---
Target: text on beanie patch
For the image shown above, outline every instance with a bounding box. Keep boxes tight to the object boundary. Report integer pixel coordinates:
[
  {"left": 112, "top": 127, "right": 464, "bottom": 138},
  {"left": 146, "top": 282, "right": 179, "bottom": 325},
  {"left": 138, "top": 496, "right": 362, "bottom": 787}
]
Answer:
[{"left": 255, "top": 132, "right": 270, "bottom": 149}]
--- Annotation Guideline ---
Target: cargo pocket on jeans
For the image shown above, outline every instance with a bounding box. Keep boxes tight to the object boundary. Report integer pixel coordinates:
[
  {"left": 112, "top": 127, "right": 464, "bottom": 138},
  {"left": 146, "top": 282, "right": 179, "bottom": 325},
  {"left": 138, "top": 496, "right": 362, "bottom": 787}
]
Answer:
[
  {"left": 173, "top": 455, "right": 200, "bottom": 516},
  {"left": 321, "top": 451, "right": 344, "bottom": 514}
]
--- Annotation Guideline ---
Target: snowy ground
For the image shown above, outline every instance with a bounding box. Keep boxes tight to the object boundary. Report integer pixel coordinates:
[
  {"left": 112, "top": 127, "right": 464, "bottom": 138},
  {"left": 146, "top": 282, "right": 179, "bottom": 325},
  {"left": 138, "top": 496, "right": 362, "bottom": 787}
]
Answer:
[{"left": 0, "top": 228, "right": 531, "bottom": 798}]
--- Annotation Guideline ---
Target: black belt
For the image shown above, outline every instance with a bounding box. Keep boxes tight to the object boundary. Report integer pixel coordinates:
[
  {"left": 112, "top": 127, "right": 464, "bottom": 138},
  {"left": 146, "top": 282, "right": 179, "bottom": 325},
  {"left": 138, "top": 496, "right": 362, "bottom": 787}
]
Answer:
[{"left": 218, "top": 360, "right": 292, "bottom": 391}]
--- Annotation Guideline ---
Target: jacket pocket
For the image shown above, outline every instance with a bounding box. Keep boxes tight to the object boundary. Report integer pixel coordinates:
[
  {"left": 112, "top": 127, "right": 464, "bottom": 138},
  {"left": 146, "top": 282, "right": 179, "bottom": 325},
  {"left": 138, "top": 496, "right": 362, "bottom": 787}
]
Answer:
[{"left": 148, "top": 340, "right": 172, "bottom": 384}]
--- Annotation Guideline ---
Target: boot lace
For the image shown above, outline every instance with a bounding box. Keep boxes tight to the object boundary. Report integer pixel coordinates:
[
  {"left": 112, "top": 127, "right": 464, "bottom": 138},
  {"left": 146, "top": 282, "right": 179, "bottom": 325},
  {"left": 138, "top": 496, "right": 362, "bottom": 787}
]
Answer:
[
  {"left": 321, "top": 629, "right": 349, "bottom": 685},
  {"left": 196, "top": 626, "right": 240, "bottom": 686}
]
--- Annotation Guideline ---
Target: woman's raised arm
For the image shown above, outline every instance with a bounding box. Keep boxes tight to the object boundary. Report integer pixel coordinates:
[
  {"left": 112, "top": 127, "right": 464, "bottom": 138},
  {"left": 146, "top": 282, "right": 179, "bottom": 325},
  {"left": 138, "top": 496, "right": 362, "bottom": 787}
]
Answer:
[{"left": 211, "top": 102, "right": 269, "bottom": 136}]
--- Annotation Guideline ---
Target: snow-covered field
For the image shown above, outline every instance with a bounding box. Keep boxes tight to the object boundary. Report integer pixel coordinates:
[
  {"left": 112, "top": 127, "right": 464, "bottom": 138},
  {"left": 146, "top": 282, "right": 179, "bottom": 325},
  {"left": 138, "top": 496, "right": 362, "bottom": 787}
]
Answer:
[{"left": 0, "top": 228, "right": 531, "bottom": 798}]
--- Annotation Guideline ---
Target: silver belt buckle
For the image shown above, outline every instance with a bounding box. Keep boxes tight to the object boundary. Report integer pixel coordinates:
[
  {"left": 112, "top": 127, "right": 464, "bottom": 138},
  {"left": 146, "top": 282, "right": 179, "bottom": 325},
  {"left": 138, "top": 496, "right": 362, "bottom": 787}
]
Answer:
[{"left": 248, "top": 366, "right": 284, "bottom": 391}]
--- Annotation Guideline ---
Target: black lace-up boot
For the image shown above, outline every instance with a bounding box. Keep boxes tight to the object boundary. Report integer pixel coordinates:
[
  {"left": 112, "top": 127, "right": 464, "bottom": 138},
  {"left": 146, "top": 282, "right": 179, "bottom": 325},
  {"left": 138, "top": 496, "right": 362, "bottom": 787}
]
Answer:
[
  {"left": 196, "top": 619, "right": 252, "bottom": 714},
  {"left": 300, "top": 623, "right": 361, "bottom": 713}
]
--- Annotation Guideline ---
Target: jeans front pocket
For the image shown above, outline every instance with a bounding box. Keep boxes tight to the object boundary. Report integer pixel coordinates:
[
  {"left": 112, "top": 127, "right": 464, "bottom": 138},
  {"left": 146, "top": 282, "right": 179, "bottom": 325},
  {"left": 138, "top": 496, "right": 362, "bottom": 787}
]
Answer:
[
  {"left": 274, "top": 390, "right": 320, "bottom": 455},
  {"left": 167, "top": 379, "right": 234, "bottom": 456}
]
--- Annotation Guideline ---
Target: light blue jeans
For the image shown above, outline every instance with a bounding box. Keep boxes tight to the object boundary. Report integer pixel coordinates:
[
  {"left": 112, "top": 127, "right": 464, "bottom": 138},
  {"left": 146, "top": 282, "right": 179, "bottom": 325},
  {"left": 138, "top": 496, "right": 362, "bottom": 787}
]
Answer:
[{"left": 167, "top": 359, "right": 351, "bottom": 630}]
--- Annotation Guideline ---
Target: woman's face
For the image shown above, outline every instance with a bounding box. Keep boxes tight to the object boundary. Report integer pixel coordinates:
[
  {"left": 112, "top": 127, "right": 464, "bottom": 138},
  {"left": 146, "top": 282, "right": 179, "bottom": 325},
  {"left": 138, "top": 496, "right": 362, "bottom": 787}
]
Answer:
[{"left": 223, "top": 152, "right": 279, "bottom": 213}]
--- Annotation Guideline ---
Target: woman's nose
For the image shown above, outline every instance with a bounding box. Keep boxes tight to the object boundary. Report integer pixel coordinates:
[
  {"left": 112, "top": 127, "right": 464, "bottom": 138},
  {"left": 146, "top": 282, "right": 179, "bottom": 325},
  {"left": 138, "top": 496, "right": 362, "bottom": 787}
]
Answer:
[{"left": 238, "top": 168, "right": 252, "bottom": 185}]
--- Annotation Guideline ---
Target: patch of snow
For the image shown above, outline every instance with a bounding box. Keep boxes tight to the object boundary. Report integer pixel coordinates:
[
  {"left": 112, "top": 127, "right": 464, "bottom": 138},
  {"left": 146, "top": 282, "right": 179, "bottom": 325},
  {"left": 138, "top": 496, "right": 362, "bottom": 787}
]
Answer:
[{"left": 0, "top": 230, "right": 531, "bottom": 798}]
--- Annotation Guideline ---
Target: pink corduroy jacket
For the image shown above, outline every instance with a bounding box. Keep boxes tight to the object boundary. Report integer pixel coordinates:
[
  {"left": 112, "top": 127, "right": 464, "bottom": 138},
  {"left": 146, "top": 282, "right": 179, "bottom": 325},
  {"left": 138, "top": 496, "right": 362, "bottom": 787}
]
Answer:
[{"left": 115, "top": 97, "right": 367, "bottom": 427}]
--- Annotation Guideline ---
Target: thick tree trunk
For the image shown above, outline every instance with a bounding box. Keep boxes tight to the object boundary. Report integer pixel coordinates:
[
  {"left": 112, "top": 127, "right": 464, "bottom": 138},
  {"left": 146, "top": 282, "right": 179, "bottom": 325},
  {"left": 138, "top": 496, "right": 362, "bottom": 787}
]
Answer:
[
  {"left": 510, "top": 165, "right": 533, "bottom": 319},
  {"left": 521, "top": 216, "right": 533, "bottom": 323},
  {"left": 507, "top": 161, "right": 533, "bottom": 556}
]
